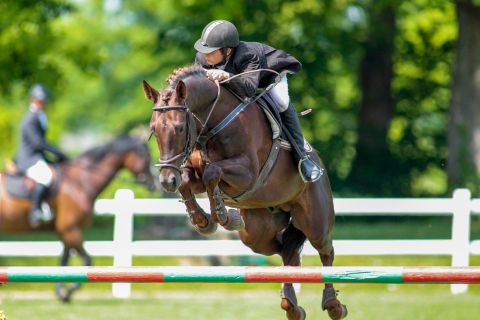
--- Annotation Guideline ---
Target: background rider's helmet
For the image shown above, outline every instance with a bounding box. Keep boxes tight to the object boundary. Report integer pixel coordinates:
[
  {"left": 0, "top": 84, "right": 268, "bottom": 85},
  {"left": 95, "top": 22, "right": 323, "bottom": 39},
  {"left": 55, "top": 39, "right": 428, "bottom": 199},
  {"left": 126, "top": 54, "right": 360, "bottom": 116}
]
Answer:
[
  {"left": 29, "top": 84, "right": 49, "bottom": 101},
  {"left": 194, "top": 20, "right": 240, "bottom": 54}
]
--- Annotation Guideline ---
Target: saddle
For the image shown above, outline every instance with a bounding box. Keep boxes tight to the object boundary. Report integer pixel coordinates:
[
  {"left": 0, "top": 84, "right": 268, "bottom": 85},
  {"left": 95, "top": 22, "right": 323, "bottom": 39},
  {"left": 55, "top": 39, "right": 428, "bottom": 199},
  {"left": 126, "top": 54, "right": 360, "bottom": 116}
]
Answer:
[
  {"left": 257, "top": 92, "right": 314, "bottom": 153},
  {"left": 4, "top": 165, "right": 61, "bottom": 199}
]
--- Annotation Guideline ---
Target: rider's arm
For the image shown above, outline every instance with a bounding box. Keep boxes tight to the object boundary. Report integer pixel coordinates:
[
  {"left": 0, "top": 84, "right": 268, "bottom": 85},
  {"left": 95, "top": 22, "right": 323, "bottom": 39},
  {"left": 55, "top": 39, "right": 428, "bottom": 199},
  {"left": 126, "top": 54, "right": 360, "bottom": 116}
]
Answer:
[{"left": 227, "top": 51, "right": 261, "bottom": 98}]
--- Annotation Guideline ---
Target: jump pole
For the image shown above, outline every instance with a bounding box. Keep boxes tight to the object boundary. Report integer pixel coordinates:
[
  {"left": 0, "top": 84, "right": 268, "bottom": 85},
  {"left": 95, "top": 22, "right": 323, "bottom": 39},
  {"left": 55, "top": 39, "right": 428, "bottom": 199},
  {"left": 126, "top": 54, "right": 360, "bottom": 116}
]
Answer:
[{"left": 1, "top": 266, "right": 480, "bottom": 284}]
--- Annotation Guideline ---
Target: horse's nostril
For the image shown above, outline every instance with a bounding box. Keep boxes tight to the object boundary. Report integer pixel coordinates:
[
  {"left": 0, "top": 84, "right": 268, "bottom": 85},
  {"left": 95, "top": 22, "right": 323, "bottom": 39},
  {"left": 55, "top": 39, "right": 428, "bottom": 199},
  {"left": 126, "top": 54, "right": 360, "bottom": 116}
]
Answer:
[{"left": 169, "top": 175, "right": 176, "bottom": 186}]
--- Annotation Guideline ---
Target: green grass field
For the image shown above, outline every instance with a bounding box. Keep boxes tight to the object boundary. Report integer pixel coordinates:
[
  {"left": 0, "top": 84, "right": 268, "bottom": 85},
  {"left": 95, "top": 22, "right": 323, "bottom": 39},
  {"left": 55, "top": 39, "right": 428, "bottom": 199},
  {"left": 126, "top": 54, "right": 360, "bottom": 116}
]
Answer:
[{"left": 1, "top": 284, "right": 480, "bottom": 319}]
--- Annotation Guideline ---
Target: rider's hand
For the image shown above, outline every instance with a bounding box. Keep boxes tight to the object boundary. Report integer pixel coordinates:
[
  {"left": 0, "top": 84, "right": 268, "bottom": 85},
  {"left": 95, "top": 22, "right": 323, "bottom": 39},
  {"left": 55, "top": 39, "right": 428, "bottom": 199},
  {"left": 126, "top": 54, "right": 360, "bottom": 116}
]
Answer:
[
  {"left": 206, "top": 69, "right": 230, "bottom": 81},
  {"left": 58, "top": 153, "right": 70, "bottom": 162}
]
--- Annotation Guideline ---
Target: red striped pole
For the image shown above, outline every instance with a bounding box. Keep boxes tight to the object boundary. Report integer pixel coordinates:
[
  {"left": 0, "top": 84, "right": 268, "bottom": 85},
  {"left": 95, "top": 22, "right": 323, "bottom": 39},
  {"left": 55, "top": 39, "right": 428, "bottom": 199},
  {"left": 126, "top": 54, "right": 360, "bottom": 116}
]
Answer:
[{"left": 1, "top": 266, "right": 480, "bottom": 284}]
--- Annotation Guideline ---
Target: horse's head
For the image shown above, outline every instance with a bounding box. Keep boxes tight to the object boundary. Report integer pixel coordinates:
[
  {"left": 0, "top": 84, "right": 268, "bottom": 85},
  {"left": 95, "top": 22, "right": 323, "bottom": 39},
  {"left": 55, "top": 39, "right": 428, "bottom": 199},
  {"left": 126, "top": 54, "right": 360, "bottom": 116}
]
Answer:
[
  {"left": 116, "top": 135, "right": 159, "bottom": 192},
  {"left": 143, "top": 66, "right": 217, "bottom": 193}
]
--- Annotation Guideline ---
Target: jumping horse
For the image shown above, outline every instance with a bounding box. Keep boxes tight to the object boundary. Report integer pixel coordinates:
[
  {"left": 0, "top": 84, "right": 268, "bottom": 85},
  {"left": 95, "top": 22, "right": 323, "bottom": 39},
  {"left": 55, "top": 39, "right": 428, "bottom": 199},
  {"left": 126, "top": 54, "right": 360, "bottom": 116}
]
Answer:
[
  {"left": 144, "top": 66, "right": 347, "bottom": 320},
  {"left": 0, "top": 135, "right": 157, "bottom": 301}
]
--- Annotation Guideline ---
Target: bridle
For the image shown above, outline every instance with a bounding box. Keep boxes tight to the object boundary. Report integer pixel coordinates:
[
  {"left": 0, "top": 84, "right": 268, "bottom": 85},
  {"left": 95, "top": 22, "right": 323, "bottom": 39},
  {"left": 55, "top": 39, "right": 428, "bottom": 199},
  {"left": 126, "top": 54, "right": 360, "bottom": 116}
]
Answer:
[{"left": 151, "top": 105, "right": 198, "bottom": 174}]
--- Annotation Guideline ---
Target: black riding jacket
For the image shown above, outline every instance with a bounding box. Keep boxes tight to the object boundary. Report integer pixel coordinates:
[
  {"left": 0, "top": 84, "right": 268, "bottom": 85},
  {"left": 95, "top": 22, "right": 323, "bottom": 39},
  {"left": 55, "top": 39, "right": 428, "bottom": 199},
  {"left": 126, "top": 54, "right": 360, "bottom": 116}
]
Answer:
[
  {"left": 15, "top": 109, "right": 66, "bottom": 172},
  {"left": 195, "top": 41, "right": 302, "bottom": 98}
]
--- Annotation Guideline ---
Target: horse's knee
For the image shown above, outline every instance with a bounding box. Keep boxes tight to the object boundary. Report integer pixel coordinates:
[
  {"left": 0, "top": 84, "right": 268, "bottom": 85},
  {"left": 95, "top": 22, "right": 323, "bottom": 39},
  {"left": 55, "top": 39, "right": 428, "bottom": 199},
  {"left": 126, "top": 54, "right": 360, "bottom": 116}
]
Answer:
[{"left": 202, "top": 165, "right": 222, "bottom": 185}]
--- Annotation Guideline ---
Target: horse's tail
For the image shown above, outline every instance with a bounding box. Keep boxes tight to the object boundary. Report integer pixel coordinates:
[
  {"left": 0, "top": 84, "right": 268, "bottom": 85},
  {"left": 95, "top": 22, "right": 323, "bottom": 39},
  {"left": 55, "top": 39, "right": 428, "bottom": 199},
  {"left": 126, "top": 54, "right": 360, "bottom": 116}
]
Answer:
[{"left": 281, "top": 222, "right": 306, "bottom": 265}]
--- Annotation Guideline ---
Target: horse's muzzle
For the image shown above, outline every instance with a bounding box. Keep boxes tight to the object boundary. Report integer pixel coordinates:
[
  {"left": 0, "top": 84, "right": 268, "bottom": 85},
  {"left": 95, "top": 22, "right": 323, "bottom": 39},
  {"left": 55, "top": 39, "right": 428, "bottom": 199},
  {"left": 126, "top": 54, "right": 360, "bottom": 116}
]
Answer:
[{"left": 159, "top": 170, "right": 181, "bottom": 193}]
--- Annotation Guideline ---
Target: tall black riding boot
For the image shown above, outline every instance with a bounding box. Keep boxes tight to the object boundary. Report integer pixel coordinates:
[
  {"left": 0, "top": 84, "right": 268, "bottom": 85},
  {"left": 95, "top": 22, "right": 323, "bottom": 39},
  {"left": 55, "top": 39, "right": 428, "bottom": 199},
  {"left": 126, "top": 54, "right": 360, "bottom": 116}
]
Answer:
[
  {"left": 280, "top": 103, "right": 323, "bottom": 182},
  {"left": 29, "top": 183, "right": 48, "bottom": 227}
]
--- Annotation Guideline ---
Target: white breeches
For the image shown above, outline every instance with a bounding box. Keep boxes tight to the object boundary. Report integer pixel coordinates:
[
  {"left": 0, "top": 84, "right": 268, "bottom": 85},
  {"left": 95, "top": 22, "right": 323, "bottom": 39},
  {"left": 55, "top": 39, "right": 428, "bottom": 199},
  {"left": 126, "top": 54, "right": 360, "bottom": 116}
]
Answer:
[
  {"left": 26, "top": 160, "right": 53, "bottom": 186},
  {"left": 269, "top": 75, "right": 290, "bottom": 112}
]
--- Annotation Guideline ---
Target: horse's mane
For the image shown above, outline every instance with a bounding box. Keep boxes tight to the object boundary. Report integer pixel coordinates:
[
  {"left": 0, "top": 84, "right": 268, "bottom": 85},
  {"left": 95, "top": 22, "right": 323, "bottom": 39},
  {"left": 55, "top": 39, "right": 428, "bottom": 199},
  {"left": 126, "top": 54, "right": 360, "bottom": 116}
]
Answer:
[
  {"left": 166, "top": 65, "right": 206, "bottom": 87},
  {"left": 161, "top": 65, "right": 206, "bottom": 104},
  {"left": 80, "top": 135, "right": 144, "bottom": 162}
]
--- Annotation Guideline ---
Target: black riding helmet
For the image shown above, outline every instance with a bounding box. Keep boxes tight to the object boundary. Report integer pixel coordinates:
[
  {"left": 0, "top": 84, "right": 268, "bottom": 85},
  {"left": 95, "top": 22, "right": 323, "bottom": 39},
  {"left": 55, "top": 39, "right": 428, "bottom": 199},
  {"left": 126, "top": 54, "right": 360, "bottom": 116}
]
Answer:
[{"left": 194, "top": 20, "right": 239, "bottom": 54}]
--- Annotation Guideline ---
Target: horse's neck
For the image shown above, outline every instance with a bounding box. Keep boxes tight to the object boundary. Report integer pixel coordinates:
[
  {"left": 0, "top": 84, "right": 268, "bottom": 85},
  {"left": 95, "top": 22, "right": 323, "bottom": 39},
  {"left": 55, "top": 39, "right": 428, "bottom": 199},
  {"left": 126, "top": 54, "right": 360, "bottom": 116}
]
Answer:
[
  {"left": 193, "top": 86, "right": 239, "bottom": 130},
  {"left": 77, "top": 154, "right": 124, "bottom": 198}
]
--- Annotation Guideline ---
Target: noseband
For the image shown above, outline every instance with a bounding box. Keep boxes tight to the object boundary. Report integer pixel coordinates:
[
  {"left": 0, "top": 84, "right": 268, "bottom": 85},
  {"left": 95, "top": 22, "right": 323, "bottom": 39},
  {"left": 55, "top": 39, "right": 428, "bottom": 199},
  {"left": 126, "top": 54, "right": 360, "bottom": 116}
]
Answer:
[{"left": 152, "top": 105, "right": 197, "bottom": 174}]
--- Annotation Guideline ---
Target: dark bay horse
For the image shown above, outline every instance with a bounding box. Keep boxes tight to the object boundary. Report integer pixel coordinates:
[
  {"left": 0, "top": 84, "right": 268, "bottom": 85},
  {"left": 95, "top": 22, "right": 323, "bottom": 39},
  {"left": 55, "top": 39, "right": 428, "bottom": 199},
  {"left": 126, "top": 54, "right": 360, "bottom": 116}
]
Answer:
[
  {"left": 144, "top": 66, "right": 347, "bottom": 320},
  {"left": 0, "top": 135, "right": 157, "bottom": 301}
]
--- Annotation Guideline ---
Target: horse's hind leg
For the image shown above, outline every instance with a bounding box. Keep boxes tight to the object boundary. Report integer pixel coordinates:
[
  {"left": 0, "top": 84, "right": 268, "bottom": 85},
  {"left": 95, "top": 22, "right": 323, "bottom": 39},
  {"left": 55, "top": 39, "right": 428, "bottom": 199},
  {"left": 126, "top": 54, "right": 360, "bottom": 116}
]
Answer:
[
  {"left": 279, "top": 223, "right": 306, "bottom": 320},
  {"left": 293, "top": 187, "right": 348, "bottom": 319},
  {"left": 238, "top": 209, "right": 303, "bottom": 320},
  {"left": 319, "top": 249, "right": 348, "bottom": 319}
]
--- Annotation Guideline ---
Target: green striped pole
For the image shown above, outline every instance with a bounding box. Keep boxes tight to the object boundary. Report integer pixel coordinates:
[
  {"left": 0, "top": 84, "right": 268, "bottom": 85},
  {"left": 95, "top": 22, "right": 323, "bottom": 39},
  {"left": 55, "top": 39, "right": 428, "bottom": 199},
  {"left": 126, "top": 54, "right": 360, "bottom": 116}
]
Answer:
[{"left": 1, "top": 266, "right": 480, "bottom": 284}]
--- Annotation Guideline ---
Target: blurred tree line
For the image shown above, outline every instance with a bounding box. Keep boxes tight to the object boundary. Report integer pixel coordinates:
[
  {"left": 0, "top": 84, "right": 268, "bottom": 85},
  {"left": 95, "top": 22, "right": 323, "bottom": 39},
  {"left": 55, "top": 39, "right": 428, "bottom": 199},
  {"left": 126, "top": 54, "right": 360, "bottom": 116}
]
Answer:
[{"left": 1, "top": 0, "right": 479, "bottom": 197}]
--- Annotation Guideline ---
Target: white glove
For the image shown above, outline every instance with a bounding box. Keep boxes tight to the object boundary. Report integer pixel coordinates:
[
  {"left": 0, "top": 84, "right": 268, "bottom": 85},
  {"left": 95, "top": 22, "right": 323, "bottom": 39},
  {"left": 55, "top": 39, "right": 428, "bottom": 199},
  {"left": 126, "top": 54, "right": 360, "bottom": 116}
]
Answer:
[{"left": 206, "top": 69, "right": 230, "bottom": 81}]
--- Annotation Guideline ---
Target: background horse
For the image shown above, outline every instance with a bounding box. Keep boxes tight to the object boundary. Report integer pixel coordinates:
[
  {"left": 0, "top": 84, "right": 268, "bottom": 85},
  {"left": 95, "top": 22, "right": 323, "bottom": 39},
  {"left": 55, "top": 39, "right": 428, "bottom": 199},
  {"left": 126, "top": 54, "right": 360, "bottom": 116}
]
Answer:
[
  {"left": 0, "top": 134, "right": 157, "bottom": 301},
  {"left": 144, "top": 67, "right": 347, "bottom": 320}
]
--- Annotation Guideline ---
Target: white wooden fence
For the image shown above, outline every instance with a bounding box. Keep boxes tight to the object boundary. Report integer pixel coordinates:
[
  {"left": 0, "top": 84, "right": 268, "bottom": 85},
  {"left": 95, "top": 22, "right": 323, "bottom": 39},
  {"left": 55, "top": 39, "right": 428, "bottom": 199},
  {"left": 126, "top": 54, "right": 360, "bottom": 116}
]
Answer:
[{"left": 1, "top": 188, "right": 479, "bottom": 297}]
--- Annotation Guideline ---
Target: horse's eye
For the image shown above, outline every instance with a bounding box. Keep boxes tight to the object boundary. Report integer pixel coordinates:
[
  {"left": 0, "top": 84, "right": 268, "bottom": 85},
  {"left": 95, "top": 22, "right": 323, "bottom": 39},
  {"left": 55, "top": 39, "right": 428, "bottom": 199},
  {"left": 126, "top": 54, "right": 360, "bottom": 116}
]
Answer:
[{"left": 175, "top": 125, "right": 185, "bottom": 135}]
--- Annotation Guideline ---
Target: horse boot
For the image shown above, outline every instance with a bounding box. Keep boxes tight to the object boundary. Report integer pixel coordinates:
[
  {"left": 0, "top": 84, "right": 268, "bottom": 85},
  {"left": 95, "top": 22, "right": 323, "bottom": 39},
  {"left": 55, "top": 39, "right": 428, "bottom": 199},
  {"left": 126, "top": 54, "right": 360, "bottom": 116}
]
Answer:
[
  {"left": 29, "top": 183, "right": 48, "bottom": 227},
  {"left": 280, "top": 103, "right": 323, "bottom": 182}
]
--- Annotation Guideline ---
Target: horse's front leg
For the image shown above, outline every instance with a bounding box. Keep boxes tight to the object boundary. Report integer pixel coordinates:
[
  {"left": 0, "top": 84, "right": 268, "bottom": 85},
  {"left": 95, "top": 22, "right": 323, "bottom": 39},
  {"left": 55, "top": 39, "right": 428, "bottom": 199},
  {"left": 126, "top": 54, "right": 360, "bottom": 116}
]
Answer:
[
  {"left": 202, "top": 159, "right": 250, "bottom": 231},
  {"left": 178, "top": 166, "right": 217, "bottom": 235}
]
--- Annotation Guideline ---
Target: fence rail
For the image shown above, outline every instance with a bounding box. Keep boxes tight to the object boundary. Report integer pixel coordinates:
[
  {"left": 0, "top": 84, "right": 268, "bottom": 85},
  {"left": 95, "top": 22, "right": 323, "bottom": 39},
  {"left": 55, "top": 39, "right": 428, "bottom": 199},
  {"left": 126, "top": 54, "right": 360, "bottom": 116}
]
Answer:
[{"left": 1, "top": 188, "right": 479, "bottom": 297}]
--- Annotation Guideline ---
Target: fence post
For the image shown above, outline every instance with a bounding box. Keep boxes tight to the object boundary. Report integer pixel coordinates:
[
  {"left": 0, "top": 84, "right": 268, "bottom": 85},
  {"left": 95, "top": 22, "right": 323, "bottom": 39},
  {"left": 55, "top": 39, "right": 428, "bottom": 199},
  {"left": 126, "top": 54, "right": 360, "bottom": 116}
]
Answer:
[
  {"left": 450, "top": 188, "right": 471, "bottom": 294},
  {"left": 111, "top": 189, "right": 135, "bottom": 298}
]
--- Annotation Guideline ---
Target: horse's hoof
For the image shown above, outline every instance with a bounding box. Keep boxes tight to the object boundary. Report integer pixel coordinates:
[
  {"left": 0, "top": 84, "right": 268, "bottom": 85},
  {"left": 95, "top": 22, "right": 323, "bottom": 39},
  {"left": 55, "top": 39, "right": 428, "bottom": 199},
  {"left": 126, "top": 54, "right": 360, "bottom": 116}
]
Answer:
[
  {"left": 55, "top": 284, "right": 70, "bottom": 303},
  {"left": 193, "top": 219, "right": 218, "bottom": 235},
  {"left": 221, "top": 209, "right": 245, "bottom": 231},
  {"left": 340, "top": 304, "right": 348, "bottom": 319},
  {"left": 326, "top": 302, "right": 348, "bottom": 320}
]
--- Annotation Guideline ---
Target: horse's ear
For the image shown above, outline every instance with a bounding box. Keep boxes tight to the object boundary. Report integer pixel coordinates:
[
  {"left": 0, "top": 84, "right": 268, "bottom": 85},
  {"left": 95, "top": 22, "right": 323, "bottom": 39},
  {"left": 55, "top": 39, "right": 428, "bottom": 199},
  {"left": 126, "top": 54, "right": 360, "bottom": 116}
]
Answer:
[
  {"left": 143, "top": 80, "right": 159, "bottom": 104},
  {"left": 176, "top": 80, "right": 187, "bottom": 104}
]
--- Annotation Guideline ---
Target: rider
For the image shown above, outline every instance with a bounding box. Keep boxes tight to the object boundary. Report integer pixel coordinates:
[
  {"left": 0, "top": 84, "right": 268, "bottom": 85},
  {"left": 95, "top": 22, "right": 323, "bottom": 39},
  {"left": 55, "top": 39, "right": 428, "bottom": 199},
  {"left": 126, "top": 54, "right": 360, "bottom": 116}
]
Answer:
[
  {"left": 194, "top": 20, "right": 322, "bottom": 182},
  {"left": 15, "top": 84, "right": 69, "bottom": 227}
]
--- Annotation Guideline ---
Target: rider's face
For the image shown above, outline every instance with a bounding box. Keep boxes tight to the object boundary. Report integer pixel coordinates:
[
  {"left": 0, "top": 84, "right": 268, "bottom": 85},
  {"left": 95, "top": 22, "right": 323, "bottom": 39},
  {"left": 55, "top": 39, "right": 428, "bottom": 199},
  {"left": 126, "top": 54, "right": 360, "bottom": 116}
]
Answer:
[
  {"left": 31, "top": 98, "right": 47, "bottom": 111},
  {"left": 203, "top": 49, "right": 224, "bottom": 66},
  {"left": 203, "top": 48, "right": 232, "bottom": 66}
]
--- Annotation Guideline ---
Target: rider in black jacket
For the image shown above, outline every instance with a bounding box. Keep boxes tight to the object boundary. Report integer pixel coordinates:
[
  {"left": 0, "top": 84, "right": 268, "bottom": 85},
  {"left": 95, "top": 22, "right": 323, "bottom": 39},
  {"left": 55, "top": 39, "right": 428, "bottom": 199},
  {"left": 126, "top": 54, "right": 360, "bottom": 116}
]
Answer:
[
  {"left": 15, "top": 84, "right": 69, "bottom": 227},
  {"left": 194, "top": 20, "right": 322, "bottom": 182}
]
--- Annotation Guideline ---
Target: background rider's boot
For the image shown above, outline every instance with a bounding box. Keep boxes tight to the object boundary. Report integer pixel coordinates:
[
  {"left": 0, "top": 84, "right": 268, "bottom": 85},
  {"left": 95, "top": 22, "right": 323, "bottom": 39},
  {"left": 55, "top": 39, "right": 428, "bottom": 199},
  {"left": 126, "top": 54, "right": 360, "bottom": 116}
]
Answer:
[
  {"left": 280, "top": 103, "right": 323, "bottom": 182},
  {"left": 29, "top": 183, "right": 48, "bottom": 227}
]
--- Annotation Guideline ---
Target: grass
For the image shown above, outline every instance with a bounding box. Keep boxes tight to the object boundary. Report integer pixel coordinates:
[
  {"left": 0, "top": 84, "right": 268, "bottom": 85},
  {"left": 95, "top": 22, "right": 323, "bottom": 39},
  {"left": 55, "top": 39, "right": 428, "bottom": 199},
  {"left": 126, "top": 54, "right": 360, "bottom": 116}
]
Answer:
[{"left": 1, "top": 287, "right": 480, "bottom": 319}]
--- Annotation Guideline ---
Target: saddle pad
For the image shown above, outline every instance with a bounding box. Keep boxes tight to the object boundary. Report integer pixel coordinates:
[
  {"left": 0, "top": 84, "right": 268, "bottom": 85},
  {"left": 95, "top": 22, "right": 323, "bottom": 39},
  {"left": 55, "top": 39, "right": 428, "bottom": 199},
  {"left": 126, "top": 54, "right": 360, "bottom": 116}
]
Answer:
[
  {"left": 5, "top": 169, "right": 60, "bottom": 199},
  {"left": 5, "top": 174, "right": 32, "bottom": 199}
]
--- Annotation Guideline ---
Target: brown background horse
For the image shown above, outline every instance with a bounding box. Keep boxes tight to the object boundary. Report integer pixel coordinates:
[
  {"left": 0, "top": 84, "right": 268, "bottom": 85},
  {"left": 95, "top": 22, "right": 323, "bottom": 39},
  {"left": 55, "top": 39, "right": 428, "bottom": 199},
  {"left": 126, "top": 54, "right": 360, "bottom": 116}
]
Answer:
[
  {"left": 0, "top": 135, "right": 157, "bottom": 301},
  {"left": 144, "top": 66, "right": 347, "bottom": 320}
]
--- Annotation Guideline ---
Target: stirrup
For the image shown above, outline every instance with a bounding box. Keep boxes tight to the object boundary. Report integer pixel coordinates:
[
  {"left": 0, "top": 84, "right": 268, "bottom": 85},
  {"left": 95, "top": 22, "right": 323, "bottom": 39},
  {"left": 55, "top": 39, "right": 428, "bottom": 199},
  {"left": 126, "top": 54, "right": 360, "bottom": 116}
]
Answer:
[
  {"left": 41, "top": 202, "right": 53, "bottom": 221},
  {"left": 298, "top": 157, "right": 323, "bottom": 183}
]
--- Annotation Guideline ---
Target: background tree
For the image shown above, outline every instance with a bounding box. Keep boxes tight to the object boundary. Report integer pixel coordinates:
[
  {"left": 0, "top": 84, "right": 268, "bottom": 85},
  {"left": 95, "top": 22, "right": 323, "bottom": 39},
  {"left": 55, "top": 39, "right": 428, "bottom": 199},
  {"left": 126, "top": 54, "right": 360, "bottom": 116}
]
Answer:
[
  {"left": 447, "top": 0, "right": 480, "bottom": 193},
  {"left": 0, "top": 0, "right": 471, "bottom": 198}
]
